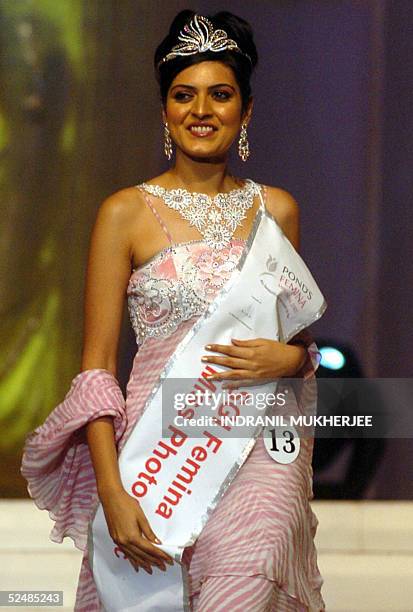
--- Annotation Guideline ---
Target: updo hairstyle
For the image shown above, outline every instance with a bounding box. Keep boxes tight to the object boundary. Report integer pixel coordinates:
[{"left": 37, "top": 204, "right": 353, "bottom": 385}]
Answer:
[{"left": 154, "top": 10, "right": 258, "bottom": 116}]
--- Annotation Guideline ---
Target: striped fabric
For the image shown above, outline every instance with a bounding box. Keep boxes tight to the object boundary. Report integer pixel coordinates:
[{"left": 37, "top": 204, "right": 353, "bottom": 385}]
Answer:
[
  {"left": 184, "top": 434, "right": 324, "bottom": 611},
  {"left": 21, "top": 321, "right": 324, "bottom": 611},
  {"left": 191, "top": 575, "right": 308, "bottom": 611},
  {"left": 20, "top": 369, "right": 127, "bottom": 551},
  {"left": 21, "top": 240, "right": 325, "bottom": 610},
  {"left": 182, "top": 345, "right": 325, "bottom": 611},
  {"left": 21, "top": 321, "right": 196, "bottom": 611}
]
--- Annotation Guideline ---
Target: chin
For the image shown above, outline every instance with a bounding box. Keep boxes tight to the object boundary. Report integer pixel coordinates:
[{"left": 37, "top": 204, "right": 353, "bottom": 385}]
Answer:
[
  {"left": 184, "top": 149, "right": 228, "bottom": 163},
  {"left": 179, "top": 141, "right": 229, "bottom": 158}
]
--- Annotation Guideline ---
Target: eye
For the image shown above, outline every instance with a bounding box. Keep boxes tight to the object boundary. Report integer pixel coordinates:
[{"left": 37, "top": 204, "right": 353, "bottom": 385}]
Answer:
[
  {"left": 173, "top": 91, "right": 192, "bottom": 101},
  {"left": 213, "top": 91, "right": 231, "bottom": 100}
]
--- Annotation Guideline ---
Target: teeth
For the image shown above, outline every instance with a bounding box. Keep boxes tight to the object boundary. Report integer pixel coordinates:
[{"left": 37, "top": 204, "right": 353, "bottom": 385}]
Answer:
[{"left": 190, "top": 126, "right": 214, "bottom": 133}]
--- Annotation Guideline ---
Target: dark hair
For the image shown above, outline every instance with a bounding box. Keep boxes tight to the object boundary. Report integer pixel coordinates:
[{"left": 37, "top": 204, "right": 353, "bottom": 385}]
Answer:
[{"left": 154, "top": 10, "right": 258, "bottom": 116}]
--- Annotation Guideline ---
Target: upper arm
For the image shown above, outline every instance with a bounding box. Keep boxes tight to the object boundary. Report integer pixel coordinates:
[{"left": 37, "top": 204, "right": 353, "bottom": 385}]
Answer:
[
  {"left": 264, "top": 186, "right": 301, "bottom": 251},
  {"left": 81, "top": 190, "right": 136, "bottom": 376}
]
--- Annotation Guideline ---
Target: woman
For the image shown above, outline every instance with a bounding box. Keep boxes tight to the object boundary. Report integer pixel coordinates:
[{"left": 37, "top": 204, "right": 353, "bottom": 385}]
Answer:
[{"left": 22, "top": 10, "right": 327, "bottom": 611}]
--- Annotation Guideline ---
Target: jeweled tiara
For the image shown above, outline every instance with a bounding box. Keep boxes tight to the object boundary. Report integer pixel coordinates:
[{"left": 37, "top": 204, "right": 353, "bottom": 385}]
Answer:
[{"left": 157, "top": 14, "right": 252, "bottom": 69}]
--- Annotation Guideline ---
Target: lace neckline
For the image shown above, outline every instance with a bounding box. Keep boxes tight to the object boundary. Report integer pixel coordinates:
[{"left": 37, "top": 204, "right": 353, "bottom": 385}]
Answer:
[
  {"left": 137, "top": 178, "right": 261, "bottom": 250},
  {"left": 138, "top": 177, "right": 253, "bottom": 198}
]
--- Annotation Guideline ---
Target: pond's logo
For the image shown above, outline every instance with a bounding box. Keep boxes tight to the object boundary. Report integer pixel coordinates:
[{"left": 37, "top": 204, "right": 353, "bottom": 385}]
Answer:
[
  {"left": 259, "top": 255, "right": 279, "bottom": 295},
  {"left": 280, "top": 265, "right": 313, "bottom": 301},
  {"left": 260, "top": 257, "right": 313, "bottom": 309}
]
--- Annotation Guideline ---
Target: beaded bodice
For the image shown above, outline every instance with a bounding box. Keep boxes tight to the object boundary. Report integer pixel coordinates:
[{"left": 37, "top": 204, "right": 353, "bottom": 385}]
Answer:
[
  {"left": 127, "top": 239, "right": 245, "bottom": 346},
  {"left": 126, "top": 178, "right": 263, "bottom": 346}
]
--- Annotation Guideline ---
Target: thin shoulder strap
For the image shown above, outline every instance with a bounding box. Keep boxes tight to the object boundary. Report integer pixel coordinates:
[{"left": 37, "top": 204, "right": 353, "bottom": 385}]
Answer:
[
  {"left": 258, "top": 183, "right": 267, "bottom": 212},
  {"left": 136, "top": 186, "right": 173, "bottom": 244}
]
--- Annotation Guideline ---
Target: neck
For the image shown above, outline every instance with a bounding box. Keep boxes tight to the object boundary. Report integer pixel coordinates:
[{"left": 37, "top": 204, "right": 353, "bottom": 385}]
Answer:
[{"left": 166, "top": 151, "right": 242, "bottom": 196}]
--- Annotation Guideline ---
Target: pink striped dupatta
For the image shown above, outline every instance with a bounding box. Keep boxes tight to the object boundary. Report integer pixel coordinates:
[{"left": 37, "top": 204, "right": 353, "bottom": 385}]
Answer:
[{"left": 21, "top": 368, "right": 126, "bottom": 552}]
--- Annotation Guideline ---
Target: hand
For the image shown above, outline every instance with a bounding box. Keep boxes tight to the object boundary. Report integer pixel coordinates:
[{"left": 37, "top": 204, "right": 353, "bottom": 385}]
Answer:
[
  {"left": 99, "top": 487, "right": 174, "bottom": 574},
  {"left": 202, "top": 338, "right": 307, "bottom": 389}
]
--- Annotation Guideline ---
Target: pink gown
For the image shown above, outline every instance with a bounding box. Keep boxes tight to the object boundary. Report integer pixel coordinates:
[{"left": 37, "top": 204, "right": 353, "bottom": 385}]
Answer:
[{"left": 21, "top": 182, "right": 325, "bottom": 611}]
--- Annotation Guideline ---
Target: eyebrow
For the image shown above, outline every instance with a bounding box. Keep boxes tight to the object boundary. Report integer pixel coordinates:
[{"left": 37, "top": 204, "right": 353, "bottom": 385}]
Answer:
[{"left": 170, "top": 83, "right": 236, "bottom": 92}]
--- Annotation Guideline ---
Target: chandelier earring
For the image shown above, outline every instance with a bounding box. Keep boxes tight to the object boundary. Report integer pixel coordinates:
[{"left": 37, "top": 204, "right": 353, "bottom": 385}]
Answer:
[
  {"left": 238, "top": 123, "right": 250, "bottom": 162},
  {"left": 164, "top": 121, "right": 173, "bottom": 160}
]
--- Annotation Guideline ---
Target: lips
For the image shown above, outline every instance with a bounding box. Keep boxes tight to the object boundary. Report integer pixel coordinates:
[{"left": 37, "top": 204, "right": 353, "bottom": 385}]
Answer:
[{"left": 188, "top": 124, "right": 217, "bottom": 137}]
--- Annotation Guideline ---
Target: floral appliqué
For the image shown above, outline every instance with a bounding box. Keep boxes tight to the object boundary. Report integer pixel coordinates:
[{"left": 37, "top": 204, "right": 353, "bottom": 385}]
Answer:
[{"left": 127, "top": 241, "right": 244, "bottom": 345}]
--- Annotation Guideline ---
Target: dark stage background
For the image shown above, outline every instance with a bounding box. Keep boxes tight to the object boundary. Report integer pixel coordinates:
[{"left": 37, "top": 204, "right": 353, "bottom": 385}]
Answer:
[{"left": 1, "top": 0, "right": 412, "bottom": 498}]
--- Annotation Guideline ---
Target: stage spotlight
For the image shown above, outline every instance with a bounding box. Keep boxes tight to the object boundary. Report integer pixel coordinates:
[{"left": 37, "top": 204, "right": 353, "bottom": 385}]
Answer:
[
  {"left": 319, "top": 346, "right": 346, "bottom": 370},
  {"left": 312, "top": 338, "right": 386, "bottom": 499},
  {"left": 315, "top": 340, "right": 362, "bottom": 378}
]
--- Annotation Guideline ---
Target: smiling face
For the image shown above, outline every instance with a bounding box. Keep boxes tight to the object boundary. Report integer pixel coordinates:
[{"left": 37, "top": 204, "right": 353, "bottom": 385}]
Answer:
[{"left": 162, "top": 60, "right": 252, "bottom": 162}]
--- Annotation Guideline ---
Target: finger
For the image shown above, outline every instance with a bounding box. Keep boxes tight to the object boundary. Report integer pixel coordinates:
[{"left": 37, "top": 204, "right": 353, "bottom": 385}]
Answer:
[
  {"left": 135, "top": 508, "right": 173, "bottom": 564},
  {"left": 231, "top": 337, "right": 264, "bottom": 347},
  {"left": 136, "top": 536, "right": 174, "bottom": 565},
  {"left": 140, "top": 561, "right": 153, "bottom": 575},
  {"left": 204, "top": 343, "right": 252, "bottom": 358},
  {"left": 205, "top": 369, "right": 253, "bottom": 381},
  {"left": 122, "top": 542, "right": 166, "bottom": 570},
  {"left": 139, "top": 561, "right": 153, "bottom": 575},
  {"left": 137, "top": 509, "right": 162, "bottom": 544},
  {"left": 130, "top": 559, "right": 157, "bottom": 575},
  {"left": 201, "top": 355, "right": 250, "bottom": 369},
  {"left": 118, "top": 534, "right": 168, "bottom": 567},
  {"left": 125, "top": 547, "right": 166, "bottom": 572},
  {"left": 121, "top": 545, "right": 154, "bottom": 572}
]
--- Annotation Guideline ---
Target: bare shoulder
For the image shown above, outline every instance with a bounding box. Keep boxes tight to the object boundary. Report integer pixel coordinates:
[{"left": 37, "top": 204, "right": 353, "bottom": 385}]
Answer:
[
  {"left": 262, "top": 184, "right": 300, "bottom": 250},
  {"left": 96, "top": 186, "right": 145, "bottom": 227},
  {"left": 263, "top": 185, "right": 300, "bottom": 225}
]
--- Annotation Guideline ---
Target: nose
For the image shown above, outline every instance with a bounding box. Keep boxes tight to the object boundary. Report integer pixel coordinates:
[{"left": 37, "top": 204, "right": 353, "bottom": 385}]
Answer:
[{"left": 190, "top": 92, "right": 212, "bottom": 118}]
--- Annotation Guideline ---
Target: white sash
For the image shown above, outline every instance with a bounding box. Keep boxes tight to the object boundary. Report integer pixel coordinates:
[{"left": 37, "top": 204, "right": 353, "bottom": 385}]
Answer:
[{"left": 89, "top": 188, "right": 327, "bottom": 611}]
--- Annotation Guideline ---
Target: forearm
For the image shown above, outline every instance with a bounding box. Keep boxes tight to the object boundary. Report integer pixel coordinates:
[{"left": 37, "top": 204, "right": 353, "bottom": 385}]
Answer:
[
  {"left": 86, "top": 416, "right": 124, "bottom": 500},
  {"left": 287, "top": 329, "right": 320, "bottom": 379},
  {"left": 287, "top": 344, "right": 308, "bottom": 377}
]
